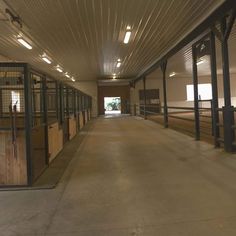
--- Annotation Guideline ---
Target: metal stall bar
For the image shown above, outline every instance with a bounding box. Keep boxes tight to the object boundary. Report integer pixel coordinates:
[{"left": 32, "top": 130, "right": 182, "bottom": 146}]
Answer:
[
  {"left": 192, "top": 45, "right": 200, "bottom": 141},
  {"left": 23, "top": 64, "right": 33, "bottom": 186},
  {"left": 42, "top": 75, "right": 49, "bottom": 165},
  {"left": 209, "top": 32, "right": 220, "bottom": 147},
  {"left": 211, "top": 10, "right": 236, "bottom": 151},
  {"left": 143, "top": 77, "right": 147, "bottom": 119},
  {"left": 160, "top": 60, "right": 168, "bottom": 128}
]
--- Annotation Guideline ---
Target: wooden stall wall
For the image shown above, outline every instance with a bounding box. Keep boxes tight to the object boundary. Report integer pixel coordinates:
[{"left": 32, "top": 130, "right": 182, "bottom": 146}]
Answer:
[
  {"left": 69, "top": 116, "right": 77, "bottom": 140},
  {"left": 0, "top": 130, "right": 27, "bottom": 185},
  {"left": 98, "top": 85, "right": 130, "bottom": 115},
  {"left": 79, "top": 111, "right": 84, "bottom": 129},
  {"left": 48, "top": 122, "right": 63, "bottom": 163}
]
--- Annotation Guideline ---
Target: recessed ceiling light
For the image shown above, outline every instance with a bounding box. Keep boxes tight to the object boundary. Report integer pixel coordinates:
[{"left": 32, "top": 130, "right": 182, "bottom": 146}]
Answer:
[
  {"left": 116, "top": 59, "right": 121, "bottom": 68},
  {"left": 169, "top": 72, "right": 176, "bottom": 77},
  {"left": 42, "top": 55, "right": 52, "bottom": 64},
  {"left": 56, "top": 65, "right": 63, "bottom": 73},
  {"left": 124, "top": 26, "right": 132, "bottom": 44},
  {"left": 17, "top": 36, "right": 32, "bottom": 50},
  {"left": 196, "top": 59, "right": 205, "bottom": 65}
]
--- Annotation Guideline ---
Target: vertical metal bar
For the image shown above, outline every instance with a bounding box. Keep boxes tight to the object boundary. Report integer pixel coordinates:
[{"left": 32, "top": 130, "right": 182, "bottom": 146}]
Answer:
[
  {"left": 24, "top": 64, "right": 33, "bottom": 186},
  {"left": 192, "top": 45, "right": 200, "bottom": 140},
  {"left": 210, "top": 32, "right": 220, "bottom": 147},
  {"left": 221, "top": 18, "right": 232, "bottom": 107},
  {"left": 143, "top": 77, "right": 147, "bottom": 119},
  {"left": 42, "top": 75, "right": 49, "bottom": 165},
  {"left": 161, "top": 61, "right": 168, "bottom": 128},
  {"left": 55, "top": 81, "right": 59, "bottom": 121},
  {"left": 221, "top": 18, "right": 235, "bottom": 152}
]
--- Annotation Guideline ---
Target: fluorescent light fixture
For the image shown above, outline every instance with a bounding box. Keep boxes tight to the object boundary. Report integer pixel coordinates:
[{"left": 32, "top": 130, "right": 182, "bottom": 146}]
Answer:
[
  {"left": 124, "top": 31, "right": 131, "bottom": 44},
  {"left": 196, "top": 59, "right": 205, "bottom": 65},
  {"left": 56, "top": 65, "right": 63, "bottom": 73},
  {"left": 169, "top": 72, "right": 176, "bottom": 77},
  {"left": 17, "top": 37, "right": 32, "bottom": 50},
  {"left": 71, "top": 77, "right": 75, "bottom": 82},
  {"left": 42, "top": 55, "right": 52, "bottom": 64},
  {"left": 116, "top": 60, "right": 121, "bottom": 68},
  {"left": 65, "top": 73, "right": 70, "bottom": 78},
  {"left": 112, "top": 74, "right": 116, "bottom": 79},
  {"left": 116, "top": 62, "right": 121, "bottom": 68}
]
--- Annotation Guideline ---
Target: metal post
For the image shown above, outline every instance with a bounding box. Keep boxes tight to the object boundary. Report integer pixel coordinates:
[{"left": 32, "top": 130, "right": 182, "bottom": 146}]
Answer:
[
  {"left": 221, "top": 18, "right": 235, "bottom": 152},
  {"left": 24, "top": 64, "right": 33, "bottom": 186},
  {"left": 143, "top": 77, "right": 147, "bottom": 119},
  {"left": 161, "top": 60, "right": 168, "bottom": 128},
  {"left": 42, "top": 75, "right": 49, "bottom": 165},
  {"left": 192, "top": 45, "right": 200, "bottom": 140},
  {"left": 209, "top": 32, "right": 220, "bottom": 147}
]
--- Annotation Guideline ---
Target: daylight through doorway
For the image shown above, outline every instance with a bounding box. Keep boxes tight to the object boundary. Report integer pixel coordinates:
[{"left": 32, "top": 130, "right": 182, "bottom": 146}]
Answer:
[{"left": 104, "top": 97, "right": 121, "bottom": 114}]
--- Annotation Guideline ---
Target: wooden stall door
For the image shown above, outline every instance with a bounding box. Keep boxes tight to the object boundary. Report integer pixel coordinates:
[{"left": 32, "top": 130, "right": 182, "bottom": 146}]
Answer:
[{"left": 0, "top": 131, "right": 27, "bottom": 185}]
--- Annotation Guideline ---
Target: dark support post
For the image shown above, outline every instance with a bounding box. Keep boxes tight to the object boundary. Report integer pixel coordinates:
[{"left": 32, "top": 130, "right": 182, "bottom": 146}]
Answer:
[
  {"left": 24, "top": 64, "right": 33, "bottom": 186},
  {"left": 161, "top": 60, "right": 168, "bottom": 128},
  {"left": 221, "top": 18, "right": 235, "bottom": 152},
  {"left": 192, "top": 45, "right": 200, "bottom": 140},
  {"left": 42, "top": 75, "right": 49, "bottom": 165},
  {"left": 143, "top": 76, "right": 147, "bottom": 119},
  {"left": 209, "top": 32, "right": 220, "bottom": 147}
]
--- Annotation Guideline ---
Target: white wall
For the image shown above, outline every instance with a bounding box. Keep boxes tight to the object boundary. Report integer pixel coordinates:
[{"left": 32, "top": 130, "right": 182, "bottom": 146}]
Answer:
[
  {"left": 131, "top": 73, "right": 236, "bottom": 112},
  {"left": 74, "top": 81, "right": 98, "bottom": 117}
]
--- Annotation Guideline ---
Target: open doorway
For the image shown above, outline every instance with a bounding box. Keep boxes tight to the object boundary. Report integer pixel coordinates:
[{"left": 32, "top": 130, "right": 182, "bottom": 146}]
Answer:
[{"left": 104, "top": 97, "right": 121, "bottom": 115}]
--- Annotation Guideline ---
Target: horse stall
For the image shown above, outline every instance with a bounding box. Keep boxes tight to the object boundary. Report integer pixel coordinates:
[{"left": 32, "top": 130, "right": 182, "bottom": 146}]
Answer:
[
  {"left": 67, "top": 87, "right": 77, "bottom": 140},
  {"left": 46, "top": 78, "right": 63, "bottom": 163},
  {"left": 0, "top": 63, "right": 92, "bottom": 187},
  {"left": 0, "top": 64, "right": 27, "bottom": 186},
  {"left": 78, "top": 93, "right": 84, "bottom": 129},
  {"left": 0, "top": 63, "right": 48, "bottom": 186}
]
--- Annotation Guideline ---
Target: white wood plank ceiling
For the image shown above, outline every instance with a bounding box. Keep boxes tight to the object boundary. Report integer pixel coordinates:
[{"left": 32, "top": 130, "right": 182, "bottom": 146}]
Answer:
[{"left": 0, "top": 0, "right": 226, "bottom": 84}]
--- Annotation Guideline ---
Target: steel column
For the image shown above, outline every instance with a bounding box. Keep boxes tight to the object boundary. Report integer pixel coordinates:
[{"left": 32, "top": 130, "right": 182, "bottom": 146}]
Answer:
[
  {"left": 24, "top": 64, "right": 33, "bottom": 186},
  {"left": 143, "top": 77, "right": 147, "bottom": 119},
  {"left": 192, "top": 45, "right": 200, "bottom": 140},
  {"left": 209, "top": 32, "right": 220, "bottom": 147},
  {"left": 42, "top": 75, "right": 49, "bottom": 165},
  {"left": 161, "top": 61, "right": 168, "bottom": 128},
  {"left": 221, "top": 18, "right": 235, "bottom": 152}
]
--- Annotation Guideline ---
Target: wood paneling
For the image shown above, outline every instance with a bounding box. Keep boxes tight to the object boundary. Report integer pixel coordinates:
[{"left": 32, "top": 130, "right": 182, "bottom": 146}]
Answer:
[
  {"left": 0, "top": 130, "right": 27, "bottom": 185},
  {"left": 98, "top": 85, "right": 130, "bottom": 115},
  {"left": 31, "top": 125, "right": 47, "bottom": 181},
  {"left": 79, "top": 111, "right": 84, "bottom": 129},
  {"left": 84, "top": 111, "right": 88, "bottom": 124},
  {"left": 69, "top": 116, "right": 77, "bottom": 140},
  {"left": 48, "top": 122, "right": 63, "bottom": 163}
]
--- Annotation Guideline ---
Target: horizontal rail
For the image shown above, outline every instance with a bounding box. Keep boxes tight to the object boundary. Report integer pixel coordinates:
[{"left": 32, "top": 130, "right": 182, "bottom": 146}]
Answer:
[
  {"left": 167, "top": 106, "right": 194, "bottom": 110},
  {"left": 168, "top": 115, "right": 195, "bottom": 122}
]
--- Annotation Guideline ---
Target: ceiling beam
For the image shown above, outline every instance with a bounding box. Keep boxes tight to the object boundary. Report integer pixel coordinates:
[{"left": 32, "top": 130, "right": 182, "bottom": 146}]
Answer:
[{"left": 134, "top": 0, "right": 236, "bottom": 83}]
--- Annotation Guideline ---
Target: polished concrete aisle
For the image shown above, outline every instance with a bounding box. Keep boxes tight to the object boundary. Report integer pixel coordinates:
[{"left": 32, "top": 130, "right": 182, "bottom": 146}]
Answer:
[{"left": 1, "top": 116, "right": 236, "bottom": 235}]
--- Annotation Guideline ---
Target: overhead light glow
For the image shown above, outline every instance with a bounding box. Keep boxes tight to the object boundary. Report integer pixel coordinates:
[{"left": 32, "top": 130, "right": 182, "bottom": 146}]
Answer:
[
  {"left": 116, "top": 62, "right": 121, "bottom": 68},
  {"left": 71, "top": 77, "right": 75, "bottom": 82},
  {"left": 17, "top": 37, "right": 32, "bottom": 50},
  {"left": 42, "top": 55, "right": 52, "bottom": 64},
  {"left": 112, "top": 73, "right": 116, "bottom": 79},
  {"left": 65, "top": 73, "right": 70, "bottom": 78},
  {"left": 169, "top": 72, "right": 176, "bottom": 77},
  {"left": 196, "top": 59, "right": 205, "bottom": 65},
  {"left": 124, "top": 30, "right": 131, "bottom": 44},
  {"left": 56, "top": 65, "right": 63, "bottom": 73}
]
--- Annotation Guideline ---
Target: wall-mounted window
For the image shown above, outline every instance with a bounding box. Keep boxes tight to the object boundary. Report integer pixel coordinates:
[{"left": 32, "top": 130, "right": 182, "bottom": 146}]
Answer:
[
  {"left": 186, "top": 83, "right": 212, "bottom": 101},
  {"left": 11, "top": 91, "right": 21, "bottom": 111}
]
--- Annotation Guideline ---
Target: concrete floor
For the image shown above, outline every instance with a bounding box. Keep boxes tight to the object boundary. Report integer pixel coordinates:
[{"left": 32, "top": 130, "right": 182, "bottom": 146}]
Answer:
[{"left": 1, "top": 116, "right": 236, "bottom": 235}]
